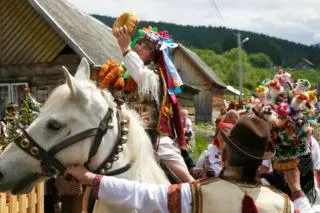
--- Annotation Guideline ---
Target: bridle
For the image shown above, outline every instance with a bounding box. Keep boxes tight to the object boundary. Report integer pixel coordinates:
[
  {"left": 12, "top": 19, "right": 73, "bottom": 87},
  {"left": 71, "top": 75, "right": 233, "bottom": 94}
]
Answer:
[{"left": 12, "top": 104, "right": 134, "bottom": 194}]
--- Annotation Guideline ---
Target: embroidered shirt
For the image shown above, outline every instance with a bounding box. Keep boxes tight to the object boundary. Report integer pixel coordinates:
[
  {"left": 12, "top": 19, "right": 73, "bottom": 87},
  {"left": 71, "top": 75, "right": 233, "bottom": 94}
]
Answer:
[
  {"left": 196, "top": 144, "right": 222, "bottom": 176},
  {"left": 91, "top": 176, "right": 312, "bottom": 213}
]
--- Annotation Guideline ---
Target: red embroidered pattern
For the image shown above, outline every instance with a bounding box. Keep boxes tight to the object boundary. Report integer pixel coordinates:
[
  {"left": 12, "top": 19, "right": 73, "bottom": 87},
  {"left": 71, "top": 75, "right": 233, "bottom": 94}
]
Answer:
[
  {"left": 314, "top": 170, "right": 320, "bottom": 187},
  {"left": 168, "top": 184, "right": 182, "bottom": 213},
  {"left": 291, "top": 190, "right": 305, "bottom": 201},
  {"left": 91, "top": 175, "right": 103, "bottom": 200}
]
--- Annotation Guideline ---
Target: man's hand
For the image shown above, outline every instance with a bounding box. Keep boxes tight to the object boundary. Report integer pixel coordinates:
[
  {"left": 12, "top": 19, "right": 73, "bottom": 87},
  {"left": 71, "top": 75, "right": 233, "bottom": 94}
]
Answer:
[
  {"left": 283, "top": 167, "right": 302, "bottom": 193},
  {"left": 113, "top": 26, "right": 132, "bottom": 55},
  {"left": 64, "top": 166, "right": 96, "bottom": 186}
]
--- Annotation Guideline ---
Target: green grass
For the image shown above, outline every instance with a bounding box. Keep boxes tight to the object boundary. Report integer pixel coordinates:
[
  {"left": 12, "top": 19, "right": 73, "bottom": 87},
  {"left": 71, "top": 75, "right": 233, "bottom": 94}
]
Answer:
[{"left": 193, "top": 133, "right": 210, "bottom": 160}]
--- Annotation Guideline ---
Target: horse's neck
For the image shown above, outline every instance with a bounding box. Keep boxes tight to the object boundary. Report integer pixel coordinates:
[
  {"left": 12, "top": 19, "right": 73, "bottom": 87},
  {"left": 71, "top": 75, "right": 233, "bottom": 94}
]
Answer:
[
  {"left": 91, "top": 107, "right": 169, "bottom": 213},
  {"left": 95, "top": 108, "right": 168, "bottom": 184}
]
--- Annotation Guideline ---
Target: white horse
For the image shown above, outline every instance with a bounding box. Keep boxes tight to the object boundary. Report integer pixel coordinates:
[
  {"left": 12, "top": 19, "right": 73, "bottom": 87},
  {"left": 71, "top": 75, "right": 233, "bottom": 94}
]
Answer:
[{"left": 0, "top": 58, "right": 169, "bottom": 213}]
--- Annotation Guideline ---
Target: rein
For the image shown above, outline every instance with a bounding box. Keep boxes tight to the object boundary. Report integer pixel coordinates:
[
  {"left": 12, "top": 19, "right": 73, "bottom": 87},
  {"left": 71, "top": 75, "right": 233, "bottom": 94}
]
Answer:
[{"left": 12, "top": 105, "right": 133, "bottom": 194}]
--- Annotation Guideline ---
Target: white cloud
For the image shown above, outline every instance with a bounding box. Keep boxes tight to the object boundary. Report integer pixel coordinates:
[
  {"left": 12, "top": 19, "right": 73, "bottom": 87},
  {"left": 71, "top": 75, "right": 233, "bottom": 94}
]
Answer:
[
  {"left": 67, "top": 0, "right": 320, "bottom": 45},
  {"left": 313, "top": 33, "right": 320, "bottom": 43}
]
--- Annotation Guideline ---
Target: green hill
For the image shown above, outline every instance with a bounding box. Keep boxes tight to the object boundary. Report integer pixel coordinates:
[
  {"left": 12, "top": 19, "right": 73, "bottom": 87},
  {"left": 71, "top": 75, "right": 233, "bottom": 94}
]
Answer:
[
  {"left": 192, "top": 48, "right": 320, "bottom": 96},
  {"left": 93, "top": 14, "right": 320, "bottom": 68}
]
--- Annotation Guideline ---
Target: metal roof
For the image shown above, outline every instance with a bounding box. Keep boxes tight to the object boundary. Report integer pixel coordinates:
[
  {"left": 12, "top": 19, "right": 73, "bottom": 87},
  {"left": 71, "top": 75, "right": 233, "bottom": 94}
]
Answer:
[{"left": 176, "top": 44, "right": 226, "bottom": 88}]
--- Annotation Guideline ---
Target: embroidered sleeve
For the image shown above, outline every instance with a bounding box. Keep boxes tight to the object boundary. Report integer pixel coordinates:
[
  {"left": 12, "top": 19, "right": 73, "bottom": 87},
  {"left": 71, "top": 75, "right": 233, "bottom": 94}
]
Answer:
[
  {"left": 91, "top": 175, "right": 103, "bottom": 199},
  {"left": 291, "top": 190, "right": 305, "bottom": 201},
  {"left": 97, "top": 176, "right": 172, "bottom": 213},
  {"left": 314, "top": 170, "right": 320, "bottom": 188},
  {"left": 168, "top": 184, "right": 182, "bottom": 213},
  {"left": 123, "top": 51, "right": 145, "bottom": 82},
  {"left": 123, "top": 51, "right": 160, "bottom": 106}
]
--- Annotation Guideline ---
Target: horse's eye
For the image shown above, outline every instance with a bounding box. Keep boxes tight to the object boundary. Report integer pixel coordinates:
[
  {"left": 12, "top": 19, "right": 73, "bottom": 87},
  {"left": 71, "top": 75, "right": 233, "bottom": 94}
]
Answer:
[{"left": 47, "top": 119, "right": 63, "bottom": 130}]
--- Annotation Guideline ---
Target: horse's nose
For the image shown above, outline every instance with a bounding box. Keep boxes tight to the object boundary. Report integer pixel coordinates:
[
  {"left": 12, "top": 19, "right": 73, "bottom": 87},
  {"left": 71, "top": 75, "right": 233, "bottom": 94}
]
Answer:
[{"left": 0, "top": 171, "right": 3, "bottom": 181}]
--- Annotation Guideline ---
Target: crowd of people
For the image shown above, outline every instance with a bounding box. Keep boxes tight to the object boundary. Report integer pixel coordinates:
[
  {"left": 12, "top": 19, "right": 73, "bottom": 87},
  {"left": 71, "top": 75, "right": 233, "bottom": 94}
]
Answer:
[
  {"left": 1, "top": 20, "right": 319, "bottom": 212},
  {"left": 66, "top": 24, "right": 317, "bottom": 213}
]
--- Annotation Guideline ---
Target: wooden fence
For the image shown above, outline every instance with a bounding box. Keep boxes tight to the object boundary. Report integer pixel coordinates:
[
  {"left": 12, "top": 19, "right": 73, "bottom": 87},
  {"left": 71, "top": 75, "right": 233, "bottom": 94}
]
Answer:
[{"left": 0, "top": 183, "right": 44, "bottom": 213}]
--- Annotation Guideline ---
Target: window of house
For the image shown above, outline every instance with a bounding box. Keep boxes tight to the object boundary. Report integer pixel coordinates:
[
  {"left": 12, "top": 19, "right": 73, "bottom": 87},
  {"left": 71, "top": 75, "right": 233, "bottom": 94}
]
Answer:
[{"left": 0, "top": 83, "right": 28, "bottom": 119}]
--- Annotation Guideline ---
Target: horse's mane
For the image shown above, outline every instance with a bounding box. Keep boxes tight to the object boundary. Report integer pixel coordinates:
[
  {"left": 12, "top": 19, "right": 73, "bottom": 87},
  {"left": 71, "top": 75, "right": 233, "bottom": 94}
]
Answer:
[{"left": 42, "top": 79, "right": 168, "bottom": 184}]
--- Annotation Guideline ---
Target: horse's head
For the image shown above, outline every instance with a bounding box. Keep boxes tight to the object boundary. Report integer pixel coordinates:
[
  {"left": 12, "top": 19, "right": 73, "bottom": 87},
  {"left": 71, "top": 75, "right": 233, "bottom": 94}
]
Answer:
[{"left": 0, "top": 58, "right": 120, "bottom": 194}]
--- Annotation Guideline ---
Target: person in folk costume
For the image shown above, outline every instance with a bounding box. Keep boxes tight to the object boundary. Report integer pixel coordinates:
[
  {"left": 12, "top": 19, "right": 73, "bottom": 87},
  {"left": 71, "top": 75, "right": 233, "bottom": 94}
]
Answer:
[
  {"left": 196, "top": 109, "right": 239, "bottom": 177},
  {"left": 252, "top": 69, "right": 320, "bottom": 205},
  {"left": 66, "top": 116, "right": 313, "bottom": 213},
  {"left": 260, "top": 131, "right": 320, "bottom": 205},
  {"left": 113, "top": 25, "right": 194, "bottom": 182}
]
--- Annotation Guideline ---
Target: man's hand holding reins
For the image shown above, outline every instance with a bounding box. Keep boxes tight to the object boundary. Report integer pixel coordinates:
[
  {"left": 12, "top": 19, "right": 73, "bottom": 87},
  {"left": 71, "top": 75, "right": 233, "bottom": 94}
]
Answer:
[{"left": 65, "top": 166, "right": 96, "bottom": 186}]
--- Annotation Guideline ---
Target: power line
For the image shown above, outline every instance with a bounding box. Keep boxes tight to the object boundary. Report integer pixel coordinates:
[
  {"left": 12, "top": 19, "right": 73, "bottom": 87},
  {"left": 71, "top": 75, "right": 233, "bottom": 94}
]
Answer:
[
  {"left": 207, "top": 0, "right": 226, "bottom": 26},
  {"left": 210, "top": 0, "right": 226, "bottom": 25},
  {"left": 207, "top": 0, "right": 221, "bottom": 25}
]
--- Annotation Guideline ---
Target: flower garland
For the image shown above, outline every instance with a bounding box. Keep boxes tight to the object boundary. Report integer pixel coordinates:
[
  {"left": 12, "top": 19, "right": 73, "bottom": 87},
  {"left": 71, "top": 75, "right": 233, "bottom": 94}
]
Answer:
[
  {"left": 98, "top": 60, "right": 137, "bottom": 92},
  {"left": 248, "top": 69, "right": 319, "bottom": 162}
]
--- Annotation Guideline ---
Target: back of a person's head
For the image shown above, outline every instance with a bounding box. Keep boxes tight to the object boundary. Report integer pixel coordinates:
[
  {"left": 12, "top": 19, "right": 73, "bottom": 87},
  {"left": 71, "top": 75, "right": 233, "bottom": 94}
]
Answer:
[
  {"left": 221, "top": 116, "right": 272, "bottom": 183},
  {"left": 225, "top": 143, "right": 262, "bottom": 183},
  {"left": 220, "top": 108, "right": 227, "bottom": 115},
  {"left": 223, "top": 109, "right": 239, "bottom": 124},
  {"left": 181, "top": 109, "right": 189, "bottom": 116},
  {"left": 215, "top": 115, "right": 225, "bottom": 126},
  {"left": 227, "top": 101, "right": 235, "bottom": 110}
]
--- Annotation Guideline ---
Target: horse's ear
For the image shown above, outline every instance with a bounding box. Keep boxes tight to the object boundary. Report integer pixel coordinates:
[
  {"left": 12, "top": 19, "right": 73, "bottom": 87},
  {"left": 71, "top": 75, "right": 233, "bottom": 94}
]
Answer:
[
  {"left": 63, "top": 66, "right": 77, "bottom": 97},
  {"left": 74, "top": 57, "right": 90, "bottom": 80}
]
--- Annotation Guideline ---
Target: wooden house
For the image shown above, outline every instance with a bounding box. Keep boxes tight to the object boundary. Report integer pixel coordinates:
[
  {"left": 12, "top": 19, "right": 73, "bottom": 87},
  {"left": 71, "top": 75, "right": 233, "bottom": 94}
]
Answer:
[
  {"left": 0, "top": 0, "right": 233, "bottom": 123},
  {"left": 176, "top": 84, "right": 200, "bottom": 122},
  {"left": 173, "top": 45, "right": 235, "bottom": 122},
  {"left": 0, "top": 0, "right": 122, "bottom": 117},
  {"left": 294, "top": 58, "right": 315, "bottom": 70}
]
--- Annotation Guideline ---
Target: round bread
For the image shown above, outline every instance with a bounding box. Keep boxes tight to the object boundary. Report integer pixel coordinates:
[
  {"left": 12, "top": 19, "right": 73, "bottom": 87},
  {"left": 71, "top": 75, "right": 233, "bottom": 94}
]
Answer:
[{"left": 112, "top": 12, "right": 139, "bottom": 36}]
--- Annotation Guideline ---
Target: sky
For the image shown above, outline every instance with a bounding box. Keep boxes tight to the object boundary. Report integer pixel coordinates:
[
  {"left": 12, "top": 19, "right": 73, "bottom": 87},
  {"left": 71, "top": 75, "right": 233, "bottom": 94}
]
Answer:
[{"left": 67, "top": 0, "right": 320, "bottom": 46}]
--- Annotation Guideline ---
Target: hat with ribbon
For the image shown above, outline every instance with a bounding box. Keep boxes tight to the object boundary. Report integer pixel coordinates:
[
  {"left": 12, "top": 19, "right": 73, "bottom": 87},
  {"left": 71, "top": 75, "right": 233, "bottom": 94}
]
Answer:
[{"left": 221, "top": 116, "right": 275, "bottom": 160}]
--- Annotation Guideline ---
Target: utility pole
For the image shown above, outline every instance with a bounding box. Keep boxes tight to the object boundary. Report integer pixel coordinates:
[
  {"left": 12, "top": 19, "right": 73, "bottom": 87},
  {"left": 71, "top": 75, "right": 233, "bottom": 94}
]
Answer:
[
  {"left": 237, "top": 33, "right": 249, "bottom": 103},
  {"left": 270, "top": 61, "right": 274, "bottom": 79},
  {"left": 237, "top": 33, "right": 243, "bottom": 103}
]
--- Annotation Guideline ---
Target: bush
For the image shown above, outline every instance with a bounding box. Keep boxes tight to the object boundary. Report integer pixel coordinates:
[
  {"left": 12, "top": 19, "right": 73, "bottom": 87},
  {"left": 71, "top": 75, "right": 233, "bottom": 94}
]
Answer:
[
  {"left": 249, "top": 53, "right": 272, "bottom": 68},
  {"left": 192, "top": 48, "right": 320, "bottom": 93}
]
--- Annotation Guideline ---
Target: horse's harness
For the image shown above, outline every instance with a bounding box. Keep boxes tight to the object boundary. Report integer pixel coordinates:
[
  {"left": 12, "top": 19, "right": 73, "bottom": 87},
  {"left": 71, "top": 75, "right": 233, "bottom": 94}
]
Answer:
[{"left": 12, "top": 104, "right": 133, "bottom": 194}]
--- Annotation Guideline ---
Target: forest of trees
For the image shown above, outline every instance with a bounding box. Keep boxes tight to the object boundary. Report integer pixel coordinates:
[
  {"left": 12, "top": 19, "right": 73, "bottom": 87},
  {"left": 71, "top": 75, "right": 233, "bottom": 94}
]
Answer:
[
  {"left": 192, "top": 48, "right": 320, "bottom": 95},
  {"left": 93, "top": 15, "right": 320, "bottom": 68}
]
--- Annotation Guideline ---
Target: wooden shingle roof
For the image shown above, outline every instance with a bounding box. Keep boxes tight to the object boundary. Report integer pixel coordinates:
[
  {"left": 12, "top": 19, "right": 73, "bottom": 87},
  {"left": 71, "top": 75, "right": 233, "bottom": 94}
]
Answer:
[
  {"left": 27, "top": 0, "right": 121, "bottom": 65},
  {"left": 176, "top": 44, "right": 226, "bottom": 88}
]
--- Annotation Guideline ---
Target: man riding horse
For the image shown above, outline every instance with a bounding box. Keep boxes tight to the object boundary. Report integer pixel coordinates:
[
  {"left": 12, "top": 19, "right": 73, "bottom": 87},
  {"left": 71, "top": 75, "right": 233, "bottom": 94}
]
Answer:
[{"left": 112, "top": 25, "right": 194, "bottom": 182}]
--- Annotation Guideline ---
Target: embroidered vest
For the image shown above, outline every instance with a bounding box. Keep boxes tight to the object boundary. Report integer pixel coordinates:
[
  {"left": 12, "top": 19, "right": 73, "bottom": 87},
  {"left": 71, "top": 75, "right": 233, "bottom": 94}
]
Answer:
[
  {"left": 114, "top": 63, "right": 175, "bottom": 139},
  {"left": 189, "top": 178, "right": 291, "bottom": 213}
]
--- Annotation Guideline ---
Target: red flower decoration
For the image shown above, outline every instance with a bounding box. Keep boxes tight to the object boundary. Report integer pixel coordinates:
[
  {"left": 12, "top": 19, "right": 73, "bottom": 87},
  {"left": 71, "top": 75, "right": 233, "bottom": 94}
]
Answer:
[{"left": 158, "top": 31, "right": 170, "bottom": 40}]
